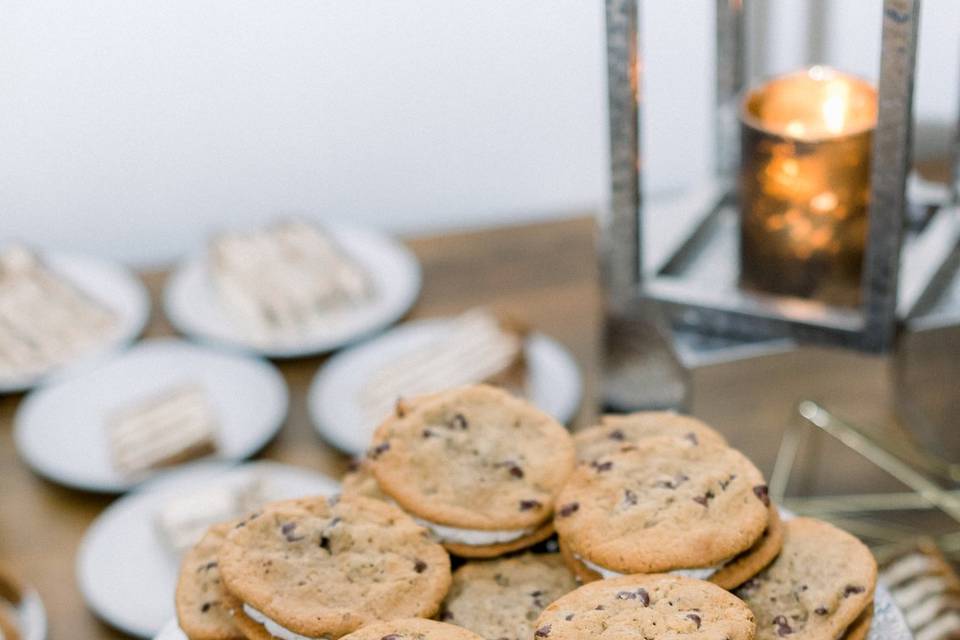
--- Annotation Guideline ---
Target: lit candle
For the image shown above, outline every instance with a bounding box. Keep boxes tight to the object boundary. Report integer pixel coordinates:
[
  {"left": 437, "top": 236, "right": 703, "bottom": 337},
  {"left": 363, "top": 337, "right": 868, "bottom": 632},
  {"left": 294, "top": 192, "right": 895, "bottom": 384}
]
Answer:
[{"left": 739, "top": 66, "right": 877, "bottom": 305}]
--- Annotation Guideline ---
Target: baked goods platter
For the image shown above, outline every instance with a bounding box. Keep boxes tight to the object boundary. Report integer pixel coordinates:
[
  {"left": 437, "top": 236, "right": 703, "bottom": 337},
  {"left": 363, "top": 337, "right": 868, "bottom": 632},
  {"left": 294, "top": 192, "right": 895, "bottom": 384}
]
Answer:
[{"left": 146, "top": 384, "right": 911, "bottom": 640}]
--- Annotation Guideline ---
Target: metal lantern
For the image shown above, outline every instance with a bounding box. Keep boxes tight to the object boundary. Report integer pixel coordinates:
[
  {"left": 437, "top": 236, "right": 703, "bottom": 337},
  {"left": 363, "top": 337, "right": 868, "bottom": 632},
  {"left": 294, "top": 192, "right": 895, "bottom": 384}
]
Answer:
[{"left": 601, "top": 0, "right": 960, "bottom": 352}]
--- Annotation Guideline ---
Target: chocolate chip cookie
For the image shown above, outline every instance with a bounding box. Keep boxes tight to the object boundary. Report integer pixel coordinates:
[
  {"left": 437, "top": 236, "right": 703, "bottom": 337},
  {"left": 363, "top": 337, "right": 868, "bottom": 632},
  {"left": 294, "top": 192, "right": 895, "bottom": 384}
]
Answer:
[
  {"left": 339, "top": 618, "right": 484, "bottom": 640},
  {"left": 219, "top": 495, "right": 452, "bottom": 639},
  {"left": 368, "top": 385, "right": 575, "bottom": 558},
  {"left": 559, "top": 502, "right": 782, "bottom": 590},
  {"left": 574, "top": 412, "right": 727, "bottom": 463},
  {"left": 440, "top": 553, "right": 578, "bottom": 640},
  {"left": 554, "top": 437, "right": 770, "bottom": 576},
  {"left": 534, "top": 574, "right": 756, "bottom": 640},
  {"left": 735, "top": 517, "right": 877, "bottom": 640},
  {"left": 175, "top": 522, "right": 245, "bottom": 640}
]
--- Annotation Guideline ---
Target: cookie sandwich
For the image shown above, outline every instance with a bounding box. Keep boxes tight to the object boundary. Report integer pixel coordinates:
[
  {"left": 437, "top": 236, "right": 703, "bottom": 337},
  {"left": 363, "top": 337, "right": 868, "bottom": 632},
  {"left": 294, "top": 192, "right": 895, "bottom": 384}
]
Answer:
[
  {"left": 175, "top": 523, "right": 245, "bottom": 640},
  {"left": 339, "top": 619, "right": 484, "bottom": 640},
  {"left": 736, "top": 517, "right": 877, "bottom": 640},
  {"left": 573, "top": 412, "right": 727, "bottom": 464},
  {"left": 556, "top": 435, "right": 780, "bottom": 588},
  {"left": 368, "top": 385, "right": 575, "bottom": 558},
  {"left": 440, "top": 553, "right": 578, "bottom": 640},
  {"left": 534, "top": 574, "right": 756, "bottom": 640},
  {"left": 218, "top": 495, "right": 451, "bottom": 640}
]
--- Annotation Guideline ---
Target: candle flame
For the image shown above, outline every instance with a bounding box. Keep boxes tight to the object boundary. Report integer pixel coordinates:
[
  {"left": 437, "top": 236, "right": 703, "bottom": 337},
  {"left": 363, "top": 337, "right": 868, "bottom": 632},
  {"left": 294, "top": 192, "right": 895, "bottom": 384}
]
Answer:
[{"left": 821, "top": 81, "right": 851, "bottom": 135}]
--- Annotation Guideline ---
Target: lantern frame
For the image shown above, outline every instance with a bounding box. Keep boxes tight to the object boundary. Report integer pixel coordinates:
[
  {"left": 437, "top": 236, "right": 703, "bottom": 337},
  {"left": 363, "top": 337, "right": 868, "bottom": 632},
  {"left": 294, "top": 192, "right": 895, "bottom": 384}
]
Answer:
[{"left": 602, "top": 0, "right": 960, "bottom": 352}]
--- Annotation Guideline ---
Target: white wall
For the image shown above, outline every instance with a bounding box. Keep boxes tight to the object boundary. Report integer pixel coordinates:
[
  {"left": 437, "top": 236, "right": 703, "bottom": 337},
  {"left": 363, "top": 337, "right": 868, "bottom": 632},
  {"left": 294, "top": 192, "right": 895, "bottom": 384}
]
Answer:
[{"left": 1, "top": 1, "right": 958, "bottom": 267}]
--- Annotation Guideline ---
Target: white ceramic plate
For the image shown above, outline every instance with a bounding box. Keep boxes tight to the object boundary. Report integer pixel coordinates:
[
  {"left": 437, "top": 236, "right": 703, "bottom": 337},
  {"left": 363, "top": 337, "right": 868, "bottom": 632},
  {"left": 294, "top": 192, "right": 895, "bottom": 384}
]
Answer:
[
  {"left": 163, "top": 225, "right": 421, "bottom": 358},
  {"left": 153, "top": 619, "right": 187, "bottom": 640},
  {"left": 78, "top": 460, "right": 339, "bottom": 639},
  {"left": 308, "top": 318, "right": 583, "bottom": 455},
  {"left": 0, "top": 250, "right": 150, "bottom": 394},
  {"left": 13, "top": 338, "right": 288, "bottom": 493}
]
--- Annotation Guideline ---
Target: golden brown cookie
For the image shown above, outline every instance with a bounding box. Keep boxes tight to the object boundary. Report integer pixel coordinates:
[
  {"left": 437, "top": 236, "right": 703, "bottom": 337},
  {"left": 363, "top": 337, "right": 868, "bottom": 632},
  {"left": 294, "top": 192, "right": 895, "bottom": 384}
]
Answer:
[
  {"left": 340, "top": 618, "right": 484, "bottom": 640},
  {"left": 554, "top": 438, "right": 770, "bottom": 575},
  {"left": 534, "top": 574, "right": 756, "bottom": 640},
  {"left": 219, "top": 496, "right": 451, "bottom": 639},
  {"left": 559, "top": 503, "right": 782, "bottom": 590},
  {"left": 575, "top": 412, "right": 727, "bottom": 463},
  {"left": 735, "top": 518, "right": 877, "bottom": 640},
  {"left": 174, "top": 523, "right": 245, "bottom": 640},
  {"left": 369, "top": 385, "right": 575, "bottom": 558},
  {"left": 440, "top": 553, "right": 578, "bottom": 640}
]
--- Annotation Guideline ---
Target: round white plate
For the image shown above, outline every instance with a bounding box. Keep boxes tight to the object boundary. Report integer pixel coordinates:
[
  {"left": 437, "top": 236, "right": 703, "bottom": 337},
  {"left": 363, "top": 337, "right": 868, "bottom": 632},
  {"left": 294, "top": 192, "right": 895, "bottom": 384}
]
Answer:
[
  {"left": 153, "top": 619, "right": 187, "bottom": 640},
  {"left": 14, "top": 338, "right": 288, "bottom": 493},
  {"left": 163, "top": 225, "right": 421, "bottom": 358},
  {"left": 78, "top": 460, "right": 339, "bottom": 638},
  {"left": 308, "top": 318, "right": 583, "bottom": 455},
  {"left": 0, "top": 250, "right": 150, "bottom": 394}
]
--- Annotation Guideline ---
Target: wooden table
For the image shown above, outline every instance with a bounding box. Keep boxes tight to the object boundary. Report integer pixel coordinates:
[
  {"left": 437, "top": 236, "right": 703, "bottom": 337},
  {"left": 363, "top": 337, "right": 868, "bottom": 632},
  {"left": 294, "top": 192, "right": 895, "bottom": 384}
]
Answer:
[{"left": 0, "top": 217, "right": 952, "bottom": 639}]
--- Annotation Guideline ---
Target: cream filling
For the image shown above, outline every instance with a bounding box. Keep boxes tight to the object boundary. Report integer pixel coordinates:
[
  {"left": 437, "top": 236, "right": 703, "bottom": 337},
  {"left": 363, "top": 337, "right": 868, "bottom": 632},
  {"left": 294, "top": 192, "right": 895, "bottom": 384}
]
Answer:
[
  {"left": 244, "top": 604, "right": 328, "bottom": 640},
  {"left": 577, "top": 555, "right": 723, "bottom": 580},
  {"left": 413, "top": 517, "right": 532, "bottom": 545}
]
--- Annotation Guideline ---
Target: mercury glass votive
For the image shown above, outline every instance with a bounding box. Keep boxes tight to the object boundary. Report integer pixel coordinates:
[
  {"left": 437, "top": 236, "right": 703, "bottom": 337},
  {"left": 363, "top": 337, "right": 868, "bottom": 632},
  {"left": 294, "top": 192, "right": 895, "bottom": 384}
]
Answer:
[{"left": 739, "top": 66, "right": 878, "bottom": 305}]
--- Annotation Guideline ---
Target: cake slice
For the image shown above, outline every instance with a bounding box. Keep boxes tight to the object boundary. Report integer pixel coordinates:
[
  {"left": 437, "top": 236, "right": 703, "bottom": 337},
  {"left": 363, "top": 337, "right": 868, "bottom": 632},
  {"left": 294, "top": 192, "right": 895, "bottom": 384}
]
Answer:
[
  {"left": 156, "top": 473, "right": 277, "bottom": 553},
  {"left": 0, "top": 245, "right": 118, "bottom": 382},
  {"left": 106, "top": 384, "right": 218, "bottom": 475},
  {"left": 209, "top": 220, "right": 374, "bottom": 345},
  {"left": 359, "top": 308, "right": 527, "bottom": 425}
]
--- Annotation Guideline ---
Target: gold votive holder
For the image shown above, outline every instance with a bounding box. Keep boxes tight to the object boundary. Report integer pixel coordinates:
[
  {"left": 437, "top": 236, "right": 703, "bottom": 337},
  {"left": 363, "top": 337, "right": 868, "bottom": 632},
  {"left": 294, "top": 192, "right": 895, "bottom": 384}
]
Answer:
[{"left": 739, "top": 66, "right": 878, "bottom": 306}]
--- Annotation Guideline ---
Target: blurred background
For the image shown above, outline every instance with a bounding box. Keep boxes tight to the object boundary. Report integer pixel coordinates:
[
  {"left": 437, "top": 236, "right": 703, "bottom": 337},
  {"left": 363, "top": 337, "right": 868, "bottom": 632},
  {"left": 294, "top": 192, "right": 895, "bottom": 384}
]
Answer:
[{"left": 3, "top": 1, "right": 959, "bottom": 267}]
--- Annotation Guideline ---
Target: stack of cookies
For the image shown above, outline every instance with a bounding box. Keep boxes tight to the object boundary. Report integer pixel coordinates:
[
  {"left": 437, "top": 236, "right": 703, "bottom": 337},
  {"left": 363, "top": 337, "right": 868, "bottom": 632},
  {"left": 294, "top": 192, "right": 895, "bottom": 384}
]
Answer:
[{"left": 174, "top": 384, "right": 879, "bottom": 640}]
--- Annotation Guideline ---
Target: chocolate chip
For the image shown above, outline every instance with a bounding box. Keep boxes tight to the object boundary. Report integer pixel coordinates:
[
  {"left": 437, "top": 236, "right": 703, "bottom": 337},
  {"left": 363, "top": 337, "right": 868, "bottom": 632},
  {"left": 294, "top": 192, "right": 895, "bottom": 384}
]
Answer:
[
  {"left": 617, "top": 591, "right": 638, "bottom": 600},
  {"left": 422, "top": 429, "right": 433, "bottom": 438},
  {"left": 414, "top": 559, "right": 427, "bottom": 573},
  {"left": 685, "top": 432, "right": 699, "bottom": 446},
  {"left": 535, "top": 625, "right": 551, "bottom": 638},
  {"left": 369, "top": 442, "right": 390, "bottom": 459},
  {"left": 843, "top": 585, "right": 865, "bottom": 597},
  {"left": 591, "top": 460, "right": 613, "bottom": 472},
  {"left": 655, "top": 474, "right": 689, "bottom": 490},
  {"left": 773, "top": 615, "right": 792, "bottom": 636},
  {"left": 319, "top": 535, "right": 331, "bottom": 550},
  {"left": 519, "top": 499, "right": 543, "bottom": 511},
  {"left": 198, "top": 561, "right": 217, "bottom": 572},
  {"left": 609, "top": 429, "right": 625, "bottom": 441},
  {"left": 636, "top": 588, "right": 650, "bottom": 606},
  {"left": 558, "top": 502, "right": 580, "bottom": 517},
  {"left": 530, "top": 590, "right": 544, "bottom": 597},
  {"left": 693, "top": 490, "right": 715, "bottom": 507},
  {"left": 720, "top": 474, "right": 737, "bottom": 490},
  {"left": 281, "top": 522, "right": 305, "bottom": 542},
  {"left": 686, "top": 613, "right": 701, "bottom": 629},
  {"left": 753, "top": 485, "right": 770, "bottom": 506},
  {"left": 381, "top": 635, "right": 402, "bottom": 640},
  {"left": 201, "top": 601, "right": 215, "bottom": 613},
  {"left": 623, "top": 489, "right": 638, "bottom": 506},
  {"left": 594, "top": 605, "right": 605, "bottom": 611},
  {"left": 564, "top": 614, "right": 575, "bottom": 621},
  {"left": 509, "top": 464, "right": 525, "bottom": 479},
  {"left": 815, "top": 606, "right": 828, "bottom": 615},
  {"left": 450, "top": 413, "right": 469, "bottom": 430}
]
